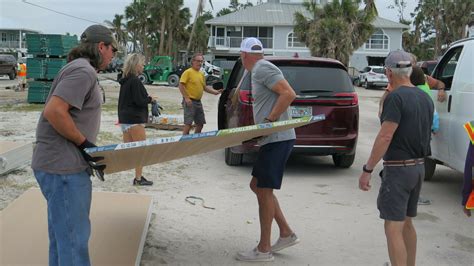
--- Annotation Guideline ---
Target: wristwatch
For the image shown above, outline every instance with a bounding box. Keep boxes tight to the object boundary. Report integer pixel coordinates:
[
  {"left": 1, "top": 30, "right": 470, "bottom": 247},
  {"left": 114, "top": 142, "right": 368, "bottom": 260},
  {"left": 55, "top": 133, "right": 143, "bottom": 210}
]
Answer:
[{"left": 362, "top": 164, "right": 373, "bottom": 173}]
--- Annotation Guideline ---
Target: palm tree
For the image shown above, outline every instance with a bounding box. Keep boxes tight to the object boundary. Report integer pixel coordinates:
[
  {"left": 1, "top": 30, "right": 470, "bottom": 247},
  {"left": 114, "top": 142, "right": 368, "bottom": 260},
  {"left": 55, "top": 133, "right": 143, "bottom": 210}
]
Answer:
[
  {"left": 166, "top": 3, "right": 191, "bottom": 56},
  {"left": 294, "top": 0, "right": 376, "bottom": 66},
  {"left": 189, "top": 11, "right": 213, "bottom": 53},
  {"left": 217, "top": 0, "right": 253, "bottom": 16},
  {"left": 104, "top": 14, "right": 127, "bottom": 51},
  {"left": 186, "top": 0, "right": 213, "bottom": 55},
  {"left": 439, "top": 1, "right": 473, "bottom": 46},
  {"left": 125, "top": 1, "right": 148, "bottom": 53}
]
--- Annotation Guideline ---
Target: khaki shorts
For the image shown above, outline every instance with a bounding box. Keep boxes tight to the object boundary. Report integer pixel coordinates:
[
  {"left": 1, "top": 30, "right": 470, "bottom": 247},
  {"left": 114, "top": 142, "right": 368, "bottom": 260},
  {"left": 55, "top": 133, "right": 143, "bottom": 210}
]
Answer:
[{"left": 182, "top": 99, "right": 206, "bottom": 125}]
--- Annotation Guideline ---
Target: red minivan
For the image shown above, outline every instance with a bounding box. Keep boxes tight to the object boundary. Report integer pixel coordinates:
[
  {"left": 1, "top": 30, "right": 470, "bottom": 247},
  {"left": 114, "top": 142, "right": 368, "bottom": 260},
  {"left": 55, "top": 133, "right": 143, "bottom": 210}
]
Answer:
[{"left": 218, "top": 56, "right": 359, "bottom": 167}]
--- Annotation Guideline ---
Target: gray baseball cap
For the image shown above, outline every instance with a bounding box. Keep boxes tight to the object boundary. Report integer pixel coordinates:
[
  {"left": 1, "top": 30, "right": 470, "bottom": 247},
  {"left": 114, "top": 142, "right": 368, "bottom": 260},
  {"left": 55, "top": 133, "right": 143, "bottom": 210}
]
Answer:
[
  {"left": 384, "top": 50, "right": 412, "bottom": 68},
  {"left": 80, "top": 24, "right": 118, "bottom": 50}
]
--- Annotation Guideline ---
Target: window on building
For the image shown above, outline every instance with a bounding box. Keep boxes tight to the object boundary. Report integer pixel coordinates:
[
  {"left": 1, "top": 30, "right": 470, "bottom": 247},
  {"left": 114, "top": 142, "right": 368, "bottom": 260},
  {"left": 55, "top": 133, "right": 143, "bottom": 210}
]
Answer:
[
  {"left": 287, "top": 32, "right": 305, "bottom": 48},
  {"left": 365, "top": 29, "right": 389, "bottom": 50},
  {"left": 1, "top": 33, "right": 6, "bottom": 42},
  {"left": 258, "top": 27, "right": 273, "bottom": 48},
  {"left": 227, "top": 26, "right": 243, "bottom": 48},
  {"left": 243, "top": 27, "right": 257, "bottom": 37}
]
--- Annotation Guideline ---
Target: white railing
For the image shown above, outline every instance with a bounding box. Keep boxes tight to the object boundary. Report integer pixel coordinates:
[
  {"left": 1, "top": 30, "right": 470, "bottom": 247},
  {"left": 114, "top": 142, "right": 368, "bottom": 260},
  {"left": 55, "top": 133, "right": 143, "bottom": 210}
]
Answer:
[
  {"left": 208, "top": 36, "right": 273, "bottom": 49},
  {"left": 0, "top": 41, "right": 27, "bottom": 49}
]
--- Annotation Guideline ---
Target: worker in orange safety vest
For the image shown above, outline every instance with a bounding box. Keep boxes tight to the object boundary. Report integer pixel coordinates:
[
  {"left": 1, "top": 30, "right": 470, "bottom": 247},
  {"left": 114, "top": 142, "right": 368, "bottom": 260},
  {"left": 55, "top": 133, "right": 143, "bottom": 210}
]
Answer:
[{"left": 17, "top": 62, "right": 27, "bottom": 91}]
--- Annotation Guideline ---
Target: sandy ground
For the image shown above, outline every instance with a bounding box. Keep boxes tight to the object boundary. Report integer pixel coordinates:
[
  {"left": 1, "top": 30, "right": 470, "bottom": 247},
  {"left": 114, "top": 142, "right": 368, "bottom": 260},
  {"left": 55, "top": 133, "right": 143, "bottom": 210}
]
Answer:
[{"left": 0, "top": 74, "right": 473, "bottom": 265}]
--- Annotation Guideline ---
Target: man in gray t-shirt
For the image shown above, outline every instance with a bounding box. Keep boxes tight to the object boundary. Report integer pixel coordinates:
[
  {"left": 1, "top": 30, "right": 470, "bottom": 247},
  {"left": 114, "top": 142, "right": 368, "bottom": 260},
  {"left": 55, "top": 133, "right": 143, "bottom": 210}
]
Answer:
[
  {"left": 251, "top": 59, "right": 296, "bottom": 146},
  {"left": 236, "top": 38, "right": 299, "bottom": 263},
  {"left": 31, "top": 25, "right": 116, "bottom": 266}
]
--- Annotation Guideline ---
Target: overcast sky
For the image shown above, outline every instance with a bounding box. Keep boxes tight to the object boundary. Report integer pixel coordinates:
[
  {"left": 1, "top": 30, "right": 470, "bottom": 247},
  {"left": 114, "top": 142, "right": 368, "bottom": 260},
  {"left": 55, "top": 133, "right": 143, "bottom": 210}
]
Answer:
[{"left": 1, "top": 0, "right": 417, "bottom": 36}]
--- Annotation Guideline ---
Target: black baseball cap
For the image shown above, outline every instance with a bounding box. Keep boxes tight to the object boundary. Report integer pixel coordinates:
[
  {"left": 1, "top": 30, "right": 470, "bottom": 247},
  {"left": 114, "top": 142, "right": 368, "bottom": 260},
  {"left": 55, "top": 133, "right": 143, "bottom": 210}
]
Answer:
[{"left": 80, "top": 24, "right": 118, "bottom": 50}]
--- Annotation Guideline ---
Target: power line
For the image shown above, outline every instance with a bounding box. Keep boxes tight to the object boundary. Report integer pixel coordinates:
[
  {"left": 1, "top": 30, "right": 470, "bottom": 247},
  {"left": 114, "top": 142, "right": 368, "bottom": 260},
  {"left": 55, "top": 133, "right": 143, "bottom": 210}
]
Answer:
[{"left": 22, "top": 0, "right": 103, "bottom": 25}]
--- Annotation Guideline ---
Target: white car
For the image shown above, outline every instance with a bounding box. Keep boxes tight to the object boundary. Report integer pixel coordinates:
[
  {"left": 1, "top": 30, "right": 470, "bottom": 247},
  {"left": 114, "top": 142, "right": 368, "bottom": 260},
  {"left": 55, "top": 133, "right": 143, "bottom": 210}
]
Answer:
[
  {"left": 201, "top": 61, "right": 223, "bottom": 84},
  {"left": 426, "top": 37, "right": 474, "bottom": 180},
  {"left": 358, "top": 65, "right": 388, "bottom": 89}
]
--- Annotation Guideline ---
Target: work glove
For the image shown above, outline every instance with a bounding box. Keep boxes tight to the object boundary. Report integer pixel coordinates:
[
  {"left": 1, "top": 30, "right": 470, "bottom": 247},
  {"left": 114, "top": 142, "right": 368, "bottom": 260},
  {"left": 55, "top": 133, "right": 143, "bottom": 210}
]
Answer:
[
  {"left": 77, "top": 139, "right": 106, "bottom": 181},
  {"left": 151, "top": 100, "right": 163, "bottom": 117}
]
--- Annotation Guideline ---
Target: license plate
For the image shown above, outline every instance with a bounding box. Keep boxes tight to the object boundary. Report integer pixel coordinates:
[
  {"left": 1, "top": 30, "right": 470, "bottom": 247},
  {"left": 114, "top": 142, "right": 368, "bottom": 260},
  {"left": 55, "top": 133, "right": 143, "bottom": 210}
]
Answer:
[{"left": 291, "top": 106, "right": 312, "bottom": 118}]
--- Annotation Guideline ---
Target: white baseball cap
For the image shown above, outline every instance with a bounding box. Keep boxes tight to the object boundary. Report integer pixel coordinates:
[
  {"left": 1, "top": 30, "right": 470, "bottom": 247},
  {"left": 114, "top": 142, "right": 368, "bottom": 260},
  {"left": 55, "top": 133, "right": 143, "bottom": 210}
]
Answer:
[{"left": 240, "top": 37, "right": 264, "bottom": 54}]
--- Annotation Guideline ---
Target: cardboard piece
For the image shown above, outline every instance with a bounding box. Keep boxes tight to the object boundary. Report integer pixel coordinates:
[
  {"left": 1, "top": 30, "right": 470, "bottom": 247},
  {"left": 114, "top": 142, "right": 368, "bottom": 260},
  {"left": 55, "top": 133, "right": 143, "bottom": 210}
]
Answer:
[
  {"left": 0, "top": 141, "right": 33, "bottom": 176},
  {"left": 0, "top": 188, "right": 153, "bottom": 266},
  {"left": 145, "top": 123, "right": 186, "bottom": 131},
  {"left": 87, "top": 115, "right": 325, "bottom": 174}
]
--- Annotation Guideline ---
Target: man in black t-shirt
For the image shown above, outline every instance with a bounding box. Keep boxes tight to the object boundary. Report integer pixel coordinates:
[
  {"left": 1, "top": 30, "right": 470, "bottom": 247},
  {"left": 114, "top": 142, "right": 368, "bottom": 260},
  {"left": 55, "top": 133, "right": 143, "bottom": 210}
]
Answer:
[{"left": 358, "top": 50, "right": 433, "bottom": 266}]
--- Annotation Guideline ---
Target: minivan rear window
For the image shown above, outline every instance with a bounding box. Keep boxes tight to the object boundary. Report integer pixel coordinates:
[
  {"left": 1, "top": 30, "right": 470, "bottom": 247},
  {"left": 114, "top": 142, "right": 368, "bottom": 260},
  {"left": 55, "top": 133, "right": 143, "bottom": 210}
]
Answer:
[
  {"left": 238, "top": 60, "right": 354, "bottom": 93},
  {"left": 277, "top": 65, "right": 353, "bottom": 93}
]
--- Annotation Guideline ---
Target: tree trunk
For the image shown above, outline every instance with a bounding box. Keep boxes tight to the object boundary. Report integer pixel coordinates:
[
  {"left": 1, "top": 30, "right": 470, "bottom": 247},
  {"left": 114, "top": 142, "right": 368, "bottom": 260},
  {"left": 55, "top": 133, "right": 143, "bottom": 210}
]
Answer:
[
  {"left": 434, "top": 13, "right": 441, "bottom": 58},
  {"left": 166, "top": 29, "right": 174, "bottom": 56},
  {"left": 159, "top": 16, "right": 166, "bottom": 55},
  {"left": 186, "top": 0, "right": 204, "bottom": 55}
]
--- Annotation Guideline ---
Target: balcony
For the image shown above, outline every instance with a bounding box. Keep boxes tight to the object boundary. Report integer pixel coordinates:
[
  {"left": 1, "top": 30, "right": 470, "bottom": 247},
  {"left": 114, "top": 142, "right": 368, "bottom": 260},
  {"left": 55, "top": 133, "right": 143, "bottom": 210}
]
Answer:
[
  {"left": 208, "top": 36, "right": 273, "bottom": 50},
  {"left": 0, "top": 41, "right": 26, "bottom": 49}
]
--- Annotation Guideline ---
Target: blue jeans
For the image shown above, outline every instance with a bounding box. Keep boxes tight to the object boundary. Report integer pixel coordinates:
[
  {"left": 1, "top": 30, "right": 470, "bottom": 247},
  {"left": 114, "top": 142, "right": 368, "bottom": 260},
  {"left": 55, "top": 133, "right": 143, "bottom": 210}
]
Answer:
[{"left": 34, "top": 170, "right": 92, "bottom": 266}]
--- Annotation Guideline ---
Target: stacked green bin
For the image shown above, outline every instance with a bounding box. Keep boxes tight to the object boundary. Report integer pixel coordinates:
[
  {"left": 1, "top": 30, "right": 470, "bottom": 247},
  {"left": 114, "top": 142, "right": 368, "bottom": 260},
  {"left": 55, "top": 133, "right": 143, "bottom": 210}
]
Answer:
[
  {"left": 27, "top": 81, "right": 53, "bottom": 103},
  {"left": 26, "top": 34, "right": 78, "bottom": 103},
  {"left": 26, "top": 34, "right": 78, "bottom": 57},
  {"left": 27, "top": 57, "right": 68, "bottom": 80}
]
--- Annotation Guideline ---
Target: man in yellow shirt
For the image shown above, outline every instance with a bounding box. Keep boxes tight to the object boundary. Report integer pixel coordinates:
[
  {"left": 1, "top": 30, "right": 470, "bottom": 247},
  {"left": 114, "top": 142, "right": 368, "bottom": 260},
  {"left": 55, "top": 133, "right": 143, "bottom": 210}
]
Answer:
[{"left": 179, "top": 53, "right": 222, "bottom": 135}]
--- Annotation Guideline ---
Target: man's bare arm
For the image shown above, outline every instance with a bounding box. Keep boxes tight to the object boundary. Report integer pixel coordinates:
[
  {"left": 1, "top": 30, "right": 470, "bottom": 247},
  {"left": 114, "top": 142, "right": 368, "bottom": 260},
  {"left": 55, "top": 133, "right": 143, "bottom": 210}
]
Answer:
[
  {"left": 365, "top": 121, "right": 399, "bottom": 169},
  {"left": 179, "top": 82, "right": 192, "bottom": 106},
  {"left": 204, "top": 85, "right": 222, "bottom": 95},
  {"left": 178, "top": 82, "right": 189, "bottom": 99},
  {"left": 359, "top": 121, "right": 398, "bottom": 191},
  {"left": 43, "top": 96, "right": 86, "bottom": 145},
  {"left": 267, "top": 79, "right": 296, "bottom": 121}
]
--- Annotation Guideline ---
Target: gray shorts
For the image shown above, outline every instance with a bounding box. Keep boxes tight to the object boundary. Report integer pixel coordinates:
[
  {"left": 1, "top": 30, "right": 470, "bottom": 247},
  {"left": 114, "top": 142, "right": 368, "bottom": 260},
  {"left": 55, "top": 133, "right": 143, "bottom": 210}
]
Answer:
[
  {"left": 377, "top": 164, "right": 424, "bottom": 221},
  {"left": 183, "top": 99, "right": 206, "bottom": 125}
]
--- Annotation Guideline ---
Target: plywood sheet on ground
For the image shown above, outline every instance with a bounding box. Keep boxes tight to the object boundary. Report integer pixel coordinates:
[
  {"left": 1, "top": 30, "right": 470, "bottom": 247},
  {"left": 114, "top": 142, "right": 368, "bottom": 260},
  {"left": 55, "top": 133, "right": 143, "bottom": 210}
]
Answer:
[
  {"left": 145, "top": 123, "right": 186, "bottom": 131},
  {"left": 0, "top": 188, "right": 153, "bottom": 266},
  {"left": 88, "top": 116, "right": 325, "bottom": 174},
  {"left": 0, "top": 141, "right": 33, "bottom": 175}
]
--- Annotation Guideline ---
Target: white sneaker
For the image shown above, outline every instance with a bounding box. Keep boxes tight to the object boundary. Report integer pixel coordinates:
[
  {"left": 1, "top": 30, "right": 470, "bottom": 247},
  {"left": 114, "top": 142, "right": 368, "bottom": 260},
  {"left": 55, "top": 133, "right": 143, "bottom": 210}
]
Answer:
[
  {"left": 271, "top": 233, "right": 300, "bottom": 252},
  {"left": 236, "top": 247, "right": 274, "bottom": 262}
]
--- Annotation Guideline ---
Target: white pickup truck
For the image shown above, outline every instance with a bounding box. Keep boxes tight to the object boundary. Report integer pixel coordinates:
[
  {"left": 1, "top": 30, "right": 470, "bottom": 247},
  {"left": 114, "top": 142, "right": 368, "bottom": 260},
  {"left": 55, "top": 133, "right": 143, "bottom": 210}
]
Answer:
[{"left": 425, "top": 37, "right": 474, "bottom": 180}]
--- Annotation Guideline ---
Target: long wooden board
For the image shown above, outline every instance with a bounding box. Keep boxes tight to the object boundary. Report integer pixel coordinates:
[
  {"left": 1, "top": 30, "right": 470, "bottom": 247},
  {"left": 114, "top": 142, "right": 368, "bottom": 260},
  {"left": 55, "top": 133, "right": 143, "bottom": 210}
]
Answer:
[
  {"left": 87, "top": 115, "right": 325, "bottom": 174},
  {"left": 0, "top": 188, "right": 153, "bottom": 266}
]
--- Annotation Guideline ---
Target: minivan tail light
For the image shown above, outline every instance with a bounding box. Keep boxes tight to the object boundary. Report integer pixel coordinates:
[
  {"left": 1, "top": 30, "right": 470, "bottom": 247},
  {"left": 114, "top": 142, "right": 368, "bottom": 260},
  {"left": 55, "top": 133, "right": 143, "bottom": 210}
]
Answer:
[
  {"left": 239, "top": 90, "right": 254, "bottom": 105},
  {"left": 334, "top": 92, "right": 358, "bottom": 106}
]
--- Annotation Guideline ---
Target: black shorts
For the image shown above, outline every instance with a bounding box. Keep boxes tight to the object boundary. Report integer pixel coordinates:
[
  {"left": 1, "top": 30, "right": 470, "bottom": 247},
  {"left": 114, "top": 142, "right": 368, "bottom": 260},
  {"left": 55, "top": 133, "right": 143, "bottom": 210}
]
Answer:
[
  {"left": 377, "top": 164, "right": 424, "bottom": 221},
  {"left": 251, "top": 139, "right": 295, "bottom": 189}
]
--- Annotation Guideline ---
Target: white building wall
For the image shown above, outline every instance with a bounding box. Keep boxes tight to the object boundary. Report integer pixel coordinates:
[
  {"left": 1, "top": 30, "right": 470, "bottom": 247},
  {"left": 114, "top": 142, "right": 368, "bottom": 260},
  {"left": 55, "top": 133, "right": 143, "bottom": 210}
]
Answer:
[{"left": 350, "top": 28, "right": 405, "bottom": 70}]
